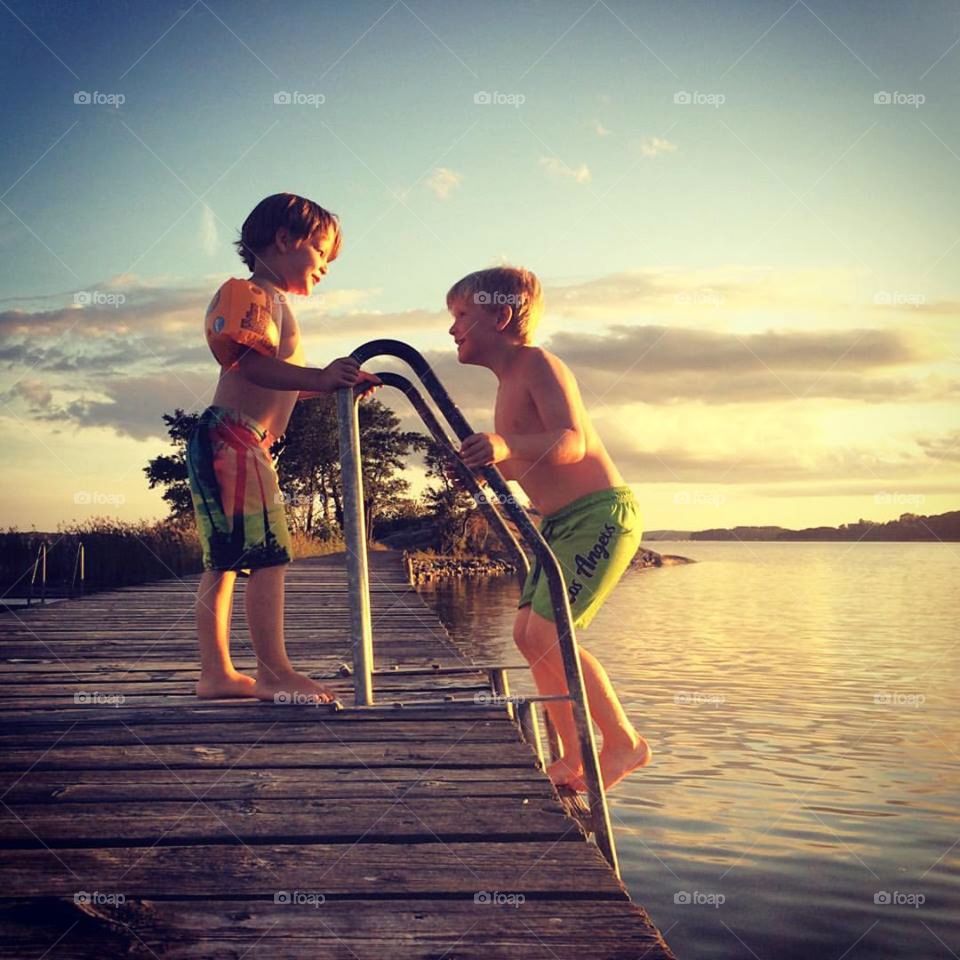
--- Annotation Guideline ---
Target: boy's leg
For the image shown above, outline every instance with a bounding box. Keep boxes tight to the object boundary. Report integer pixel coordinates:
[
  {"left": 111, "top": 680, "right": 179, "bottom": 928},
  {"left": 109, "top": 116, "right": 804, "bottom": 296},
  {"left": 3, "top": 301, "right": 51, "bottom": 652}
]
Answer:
[
  {"left": 245, "top": 563, "right": 337, "bottom": 703},
  {"left": 517, "top": 608, "right": 651, "bottom": 790},
  {"left": 195, "top": 568, "right": 257, "bottom": 698}
]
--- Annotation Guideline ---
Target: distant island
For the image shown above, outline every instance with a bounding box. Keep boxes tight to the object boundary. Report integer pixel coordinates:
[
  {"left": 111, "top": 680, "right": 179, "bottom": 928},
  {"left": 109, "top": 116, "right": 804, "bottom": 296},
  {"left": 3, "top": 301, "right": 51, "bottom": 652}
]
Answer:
[{"left": 644, "top": 509, "right": 960, "bottom": 542}]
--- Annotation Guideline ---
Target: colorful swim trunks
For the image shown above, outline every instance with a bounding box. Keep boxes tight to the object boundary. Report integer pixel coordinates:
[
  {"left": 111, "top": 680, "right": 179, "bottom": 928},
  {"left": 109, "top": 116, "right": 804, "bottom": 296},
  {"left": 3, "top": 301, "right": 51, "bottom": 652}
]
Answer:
[
  {"left": 186, "top": 405, "right": 293, "bottom": 573},
  {"left": 518, "top": 487, "right": 642, "bottom": 630}
]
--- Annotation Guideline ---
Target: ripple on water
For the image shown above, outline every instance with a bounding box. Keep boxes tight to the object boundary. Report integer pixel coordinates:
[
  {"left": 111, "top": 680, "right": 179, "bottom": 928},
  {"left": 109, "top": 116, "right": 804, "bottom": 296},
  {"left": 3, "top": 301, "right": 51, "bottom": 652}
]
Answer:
[{"left": 417, "top": 542, "right": 960, "bottom": 960}]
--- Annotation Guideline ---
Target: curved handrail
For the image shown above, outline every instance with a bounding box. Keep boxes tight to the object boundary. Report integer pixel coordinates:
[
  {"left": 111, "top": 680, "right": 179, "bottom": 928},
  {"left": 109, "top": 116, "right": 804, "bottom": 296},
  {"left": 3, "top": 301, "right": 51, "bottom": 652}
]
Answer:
[
  {"left": 347, "top": 339, "right": 619, "bottom": 876},
  {"left": 372, "top": 371, "right": 529, "bottom": 582}
]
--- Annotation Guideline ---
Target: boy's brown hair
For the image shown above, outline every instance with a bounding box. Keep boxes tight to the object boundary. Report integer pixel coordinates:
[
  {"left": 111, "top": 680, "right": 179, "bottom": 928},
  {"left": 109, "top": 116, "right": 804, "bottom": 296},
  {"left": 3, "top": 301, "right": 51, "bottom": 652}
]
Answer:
[
  {"left": 235, "top": 193, "right": 342, "bottom": 272},
  {"left": 446, "top": 266, "right": 544, "bottom": 344}
]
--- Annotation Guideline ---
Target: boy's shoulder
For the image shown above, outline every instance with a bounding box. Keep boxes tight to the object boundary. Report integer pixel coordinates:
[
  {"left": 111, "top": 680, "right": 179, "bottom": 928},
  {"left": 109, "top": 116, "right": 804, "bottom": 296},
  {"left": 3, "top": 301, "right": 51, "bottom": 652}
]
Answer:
[{"left": 515, "top": 344, "right": 576, "bottom": 384}]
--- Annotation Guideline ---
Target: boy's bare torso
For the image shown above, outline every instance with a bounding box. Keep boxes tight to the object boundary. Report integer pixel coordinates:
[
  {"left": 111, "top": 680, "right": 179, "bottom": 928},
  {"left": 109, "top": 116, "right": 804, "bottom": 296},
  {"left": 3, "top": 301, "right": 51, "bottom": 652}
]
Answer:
[
  {"left": 211, "top": 278, "right": 304, "bottom": 439},
  {"left": 494, "top": 348, "right": 625, "bottom": 517}
]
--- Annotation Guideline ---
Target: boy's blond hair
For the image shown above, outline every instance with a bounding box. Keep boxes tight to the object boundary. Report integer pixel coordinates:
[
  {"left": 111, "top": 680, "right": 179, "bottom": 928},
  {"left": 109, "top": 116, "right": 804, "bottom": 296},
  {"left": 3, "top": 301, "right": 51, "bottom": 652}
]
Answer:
[{"left": 446, "top": 266, "right": 543, "bottom": 344}]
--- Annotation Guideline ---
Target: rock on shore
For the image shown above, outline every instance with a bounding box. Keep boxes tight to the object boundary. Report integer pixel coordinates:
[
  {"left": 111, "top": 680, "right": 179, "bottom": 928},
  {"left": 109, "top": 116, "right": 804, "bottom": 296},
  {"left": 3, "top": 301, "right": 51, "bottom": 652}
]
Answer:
[{"left": 402, "top": 545, "right": 694, "bottom": 583}]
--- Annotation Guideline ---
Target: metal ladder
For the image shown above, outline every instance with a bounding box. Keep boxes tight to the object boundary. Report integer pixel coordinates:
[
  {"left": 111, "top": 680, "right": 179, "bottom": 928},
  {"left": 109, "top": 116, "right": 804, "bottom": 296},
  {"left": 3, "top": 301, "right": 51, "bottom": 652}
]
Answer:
[{"left": 335, "top": 339, "right": 619, "bottom": 877}]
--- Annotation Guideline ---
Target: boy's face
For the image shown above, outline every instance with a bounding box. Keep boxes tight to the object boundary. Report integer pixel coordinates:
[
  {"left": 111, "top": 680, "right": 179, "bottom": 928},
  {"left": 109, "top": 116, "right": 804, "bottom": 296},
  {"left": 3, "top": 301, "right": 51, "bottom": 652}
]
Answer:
[
  {"left": 279, "top": 225, "right": 337, "bottom": 295},
  {"left": 447, "top": 296, "right": 505, "bottom": 366}
]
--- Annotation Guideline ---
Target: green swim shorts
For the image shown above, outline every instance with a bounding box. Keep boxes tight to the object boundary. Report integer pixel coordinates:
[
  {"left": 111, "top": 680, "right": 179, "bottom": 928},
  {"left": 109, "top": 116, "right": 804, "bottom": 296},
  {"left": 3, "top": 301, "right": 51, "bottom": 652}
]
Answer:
[
  {"left": 186, "top": 405, "right": 293, "bottom": 573},
  {"left": 518, "top": 486, "right": 642, "bottom": 630}
]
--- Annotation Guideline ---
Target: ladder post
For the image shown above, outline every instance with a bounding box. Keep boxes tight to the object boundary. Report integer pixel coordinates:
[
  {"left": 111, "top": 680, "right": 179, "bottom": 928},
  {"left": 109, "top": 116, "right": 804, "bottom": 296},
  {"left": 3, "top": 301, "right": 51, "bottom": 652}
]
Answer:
[
  {"left": 336, "top": 387, "right": 374, "bottom": 706},
  {"left": 542, "top": 706, "right": 561, "bottom": 764},
  {"left": 516, "top": 698, "right": 545, "bottom": 769},
  {"left": 487, "top": 667, "right": 514, "bottom": 721}
]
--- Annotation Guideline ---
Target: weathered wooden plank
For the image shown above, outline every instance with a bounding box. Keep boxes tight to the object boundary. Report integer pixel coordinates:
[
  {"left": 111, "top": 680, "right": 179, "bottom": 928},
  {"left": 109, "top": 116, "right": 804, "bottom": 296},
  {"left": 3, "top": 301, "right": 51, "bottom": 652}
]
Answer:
[
  {"left": 0, "top": 720, "right": 519, "bottom": 748},
  {"left": 0, "top": 898, "right": 675, "bottom": 960},
  {"left": 0, "top": 741, "right": 537, "bottom": 771},
  {"left": 0, "top": 703, "right": 507, "bottom": 726},
  {"left": 0, "top": 680, "right": 490, "bottom": 705},
  {"left": 0, "top": 841, "right": 627, "bottom": 898},
  {"left": 0, "top": 768, "right": 555, "bottom": 804},
  {"left": 0, "top": 797, "right": 579, "bottom": 846}
]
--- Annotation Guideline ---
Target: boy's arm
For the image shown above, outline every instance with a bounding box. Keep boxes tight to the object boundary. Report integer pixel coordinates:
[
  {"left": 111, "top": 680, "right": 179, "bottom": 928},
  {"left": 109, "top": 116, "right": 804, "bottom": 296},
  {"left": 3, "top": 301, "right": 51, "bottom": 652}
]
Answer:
[
  {"left": 238, "top": 351, "right": 379, "bottom": 394},
  {"left": 459, "top": 352, "right": 586, "bottom": 468}
]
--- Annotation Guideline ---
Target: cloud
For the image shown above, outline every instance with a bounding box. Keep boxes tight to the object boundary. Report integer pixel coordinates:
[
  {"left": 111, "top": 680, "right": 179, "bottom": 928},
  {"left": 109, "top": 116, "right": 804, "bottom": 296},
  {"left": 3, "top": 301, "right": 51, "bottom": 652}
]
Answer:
[
  {"left": 545, "top": 266, "right": 868, "bottom": 317},
  {"left": 379, "top": 321, "right": 949, "bottom": 413},
  {"left": 3, "top": 378, "right": 52, "bottom": 410},
  {"left": 31, "top": 370, "right": 219, "bottom": 441},
  {"left": 916, "top": 429, "right": 960, "bottom": 462},
  {"left": 548, "top": 324, "right": 930, "bottom": 374},
  {"left": 302, "top": 308, "right": 449, "bottom": 343},
  {"left": 425, "top": 167, "right": 462, "bottom": 200},
  {"left": 638, "top": 136, "right": 677, "bottom": 158},
  {"left": 594, "top": 120, "right": 611, "bottom": 137},
  {"left": 540, "top": 156, "right": 591, "bottom": 184},
  {"left": 1, "top": 268, "right": 953, "bottom": 446},
  {"left": 200, "top": 204, "right": 219, "bottom": 256}
]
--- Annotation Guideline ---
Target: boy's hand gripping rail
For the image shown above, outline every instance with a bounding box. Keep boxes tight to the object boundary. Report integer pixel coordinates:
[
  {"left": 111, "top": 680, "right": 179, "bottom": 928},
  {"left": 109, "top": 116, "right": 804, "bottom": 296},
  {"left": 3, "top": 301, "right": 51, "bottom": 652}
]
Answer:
[{"left": 336, "top": 338, "right": 619, "bottom": 877}]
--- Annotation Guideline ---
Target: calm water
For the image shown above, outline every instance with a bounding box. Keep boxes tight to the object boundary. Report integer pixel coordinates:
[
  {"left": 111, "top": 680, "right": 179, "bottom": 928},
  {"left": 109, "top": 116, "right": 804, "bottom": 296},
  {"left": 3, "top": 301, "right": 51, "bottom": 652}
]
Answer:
[{"left": 417, "top": 542, "right": 960, "bottom": 960}]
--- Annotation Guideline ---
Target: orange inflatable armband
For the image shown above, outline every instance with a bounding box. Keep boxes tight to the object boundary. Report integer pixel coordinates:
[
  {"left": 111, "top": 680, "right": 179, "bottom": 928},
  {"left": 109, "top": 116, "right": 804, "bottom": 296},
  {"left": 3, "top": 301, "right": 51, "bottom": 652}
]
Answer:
[{"left": 204, "top": 278, "right": 280, "bottom": 369}]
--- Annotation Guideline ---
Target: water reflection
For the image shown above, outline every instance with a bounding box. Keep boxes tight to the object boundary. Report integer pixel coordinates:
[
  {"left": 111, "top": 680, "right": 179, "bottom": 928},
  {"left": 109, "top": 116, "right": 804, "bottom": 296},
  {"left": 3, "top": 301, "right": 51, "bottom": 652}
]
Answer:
[{"left": 417, "top": 542, "right": 960, "bottom": 960}]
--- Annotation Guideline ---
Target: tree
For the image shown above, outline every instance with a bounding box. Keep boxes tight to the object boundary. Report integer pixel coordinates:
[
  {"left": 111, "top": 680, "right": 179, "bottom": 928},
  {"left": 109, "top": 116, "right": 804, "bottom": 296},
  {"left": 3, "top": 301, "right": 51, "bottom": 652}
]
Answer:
[
  {"left": 420, "top": 437, "right": 487, "bottom": 553},
  {"left": 143, "top": 409, "right": 198, "bottom": 523},
  {"left": 273, "top": 397, "right": 341, "bottom": 536},
  {"left": 356, "top": 399, "right": 428, "bottom": 541}
]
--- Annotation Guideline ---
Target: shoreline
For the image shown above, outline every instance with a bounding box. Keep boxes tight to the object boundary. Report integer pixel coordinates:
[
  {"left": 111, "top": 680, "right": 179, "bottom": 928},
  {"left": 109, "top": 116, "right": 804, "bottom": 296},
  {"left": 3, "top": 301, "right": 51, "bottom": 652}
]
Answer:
[{"left": 403, "top": 545, "right": 695, "bottom": 583}]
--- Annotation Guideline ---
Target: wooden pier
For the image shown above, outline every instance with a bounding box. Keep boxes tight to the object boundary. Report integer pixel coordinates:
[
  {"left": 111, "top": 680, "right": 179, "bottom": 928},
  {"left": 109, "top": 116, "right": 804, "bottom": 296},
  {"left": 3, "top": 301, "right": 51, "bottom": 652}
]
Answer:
[{"left": 0, "top": 551, "right": 675, "bottom": 958}]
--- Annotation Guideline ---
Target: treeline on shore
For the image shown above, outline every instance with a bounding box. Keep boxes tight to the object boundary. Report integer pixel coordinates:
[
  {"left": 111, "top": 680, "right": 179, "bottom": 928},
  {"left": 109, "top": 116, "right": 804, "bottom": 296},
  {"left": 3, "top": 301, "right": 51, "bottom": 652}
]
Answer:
[{"left": 688, "top": 510, "right": 960, "bottom": 541}]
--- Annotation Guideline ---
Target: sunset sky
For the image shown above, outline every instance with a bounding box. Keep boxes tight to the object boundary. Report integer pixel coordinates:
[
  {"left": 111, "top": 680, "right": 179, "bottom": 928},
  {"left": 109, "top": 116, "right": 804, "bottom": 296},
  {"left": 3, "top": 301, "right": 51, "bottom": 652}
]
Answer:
[{"left": 1, "top": 0, "right": 957, "bottom": 532}]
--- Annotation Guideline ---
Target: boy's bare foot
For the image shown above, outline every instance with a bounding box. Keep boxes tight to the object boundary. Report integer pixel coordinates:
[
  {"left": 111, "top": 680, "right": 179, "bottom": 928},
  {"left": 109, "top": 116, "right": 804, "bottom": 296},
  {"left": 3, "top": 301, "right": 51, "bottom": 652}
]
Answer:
[
  {"left": 196, "top": 671, "right": 257, "bottom": 699},
  {"left": 570, "top": 736, "right": 652, "bottom": 793},
  {"left": 253, "top": 670, "right": 338, "bottom": 704},
  {"left": 546, "top": 756, "right": 584, "bottom": 788}
]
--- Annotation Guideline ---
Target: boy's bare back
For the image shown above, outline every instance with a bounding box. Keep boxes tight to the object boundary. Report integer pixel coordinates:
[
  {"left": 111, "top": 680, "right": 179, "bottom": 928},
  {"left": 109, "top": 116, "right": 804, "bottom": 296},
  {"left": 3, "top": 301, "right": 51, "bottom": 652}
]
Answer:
[{"left": 492, "top": 346, "right": 625, "bottom": 517}]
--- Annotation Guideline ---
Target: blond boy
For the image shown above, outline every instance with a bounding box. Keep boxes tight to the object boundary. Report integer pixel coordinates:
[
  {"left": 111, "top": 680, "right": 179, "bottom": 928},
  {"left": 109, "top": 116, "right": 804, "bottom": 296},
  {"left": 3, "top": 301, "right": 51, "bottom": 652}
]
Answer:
[
  {"left": 188, "top": 193, "right": 378, "bottom": 702},
  {"left": 447, "top": 267, "right": 651, "bottom": 790}
]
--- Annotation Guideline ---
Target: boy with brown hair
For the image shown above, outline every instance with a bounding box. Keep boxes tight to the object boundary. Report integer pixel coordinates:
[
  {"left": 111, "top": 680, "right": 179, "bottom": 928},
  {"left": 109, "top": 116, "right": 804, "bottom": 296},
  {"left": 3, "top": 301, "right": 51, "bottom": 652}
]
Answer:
[
  {"left": 188, "top": 192, "right": 379, "bottom": 702},
  {"left": 447, "top": 266, "right": 651, "bottom": 790}
]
